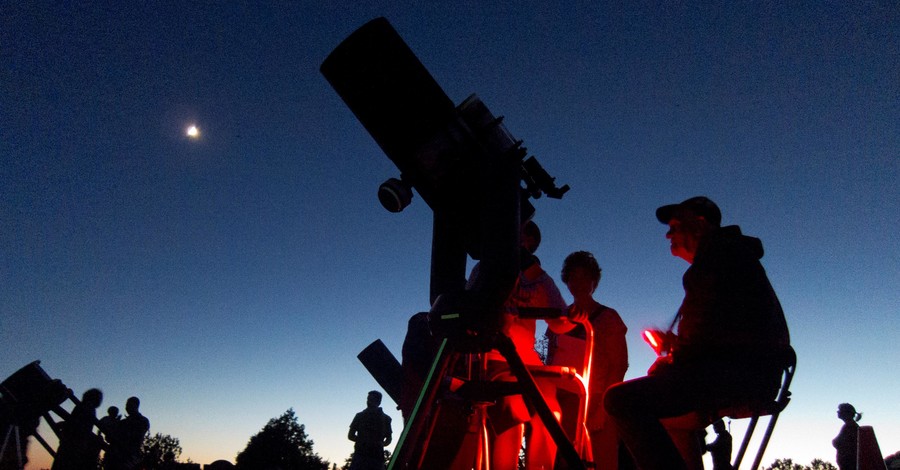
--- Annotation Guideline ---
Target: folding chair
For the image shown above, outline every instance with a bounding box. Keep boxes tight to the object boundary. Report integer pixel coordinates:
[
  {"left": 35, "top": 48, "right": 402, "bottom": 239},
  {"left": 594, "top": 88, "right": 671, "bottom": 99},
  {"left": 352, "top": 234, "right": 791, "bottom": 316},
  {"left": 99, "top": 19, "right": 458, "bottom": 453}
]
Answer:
[
  {"left": 525, "top": 364, "right": 591, "bottom": 462},
  {"left": 724, "top": 346, "right": 797, "bottom": 470},
  {"left": 483, "top": 317, "right": 596, "bottom": 469}
]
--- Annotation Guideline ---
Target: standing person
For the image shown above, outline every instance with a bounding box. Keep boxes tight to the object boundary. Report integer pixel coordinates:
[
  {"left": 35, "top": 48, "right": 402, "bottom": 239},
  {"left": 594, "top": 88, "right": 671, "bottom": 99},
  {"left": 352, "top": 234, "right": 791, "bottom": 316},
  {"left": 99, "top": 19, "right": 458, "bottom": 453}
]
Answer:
[
  {"left": 98, "top": 406, "right": 120, "bottom": 437},
  {"left": 97, "top": 405, "right": 121, "bottom": 468},
  {"left": 52, "top": 388, "right": 104, "bottom": 470},
  {"left": 832, "top": 403, "right": 862, "bottom": 470},
  {"left": 475, "top": 220, "right": 567, "bottom": 470},
  {"left": 348, "top": 391, "right": 392, "bottom": 470},
  {"left": 546, "top": 250, "right": 628, "bottom": 470},
  {"left": 604, "top": 196, "right": 791, "bottom": 470},
  {"left": 704, "top": 419, "right": 733, "bottom": 470},
  {"left": 117, "top": 397, "right": 150, "bottom": 470}
]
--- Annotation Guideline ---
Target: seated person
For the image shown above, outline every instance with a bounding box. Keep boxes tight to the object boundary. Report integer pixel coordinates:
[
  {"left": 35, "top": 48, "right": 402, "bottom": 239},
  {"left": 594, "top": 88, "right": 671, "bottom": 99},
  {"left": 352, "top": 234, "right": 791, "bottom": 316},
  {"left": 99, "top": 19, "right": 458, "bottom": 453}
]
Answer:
[{"left": 604, "top": 197, "right": 790, "bottom": 470}]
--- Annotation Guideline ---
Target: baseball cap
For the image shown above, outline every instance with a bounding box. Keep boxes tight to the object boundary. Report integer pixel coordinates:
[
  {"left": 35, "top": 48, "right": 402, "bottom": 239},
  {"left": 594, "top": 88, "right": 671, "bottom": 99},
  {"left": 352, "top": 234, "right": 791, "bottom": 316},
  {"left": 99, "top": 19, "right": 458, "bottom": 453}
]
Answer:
[{"left": 655, "top": 196, "right": 722, "bottom": 226}]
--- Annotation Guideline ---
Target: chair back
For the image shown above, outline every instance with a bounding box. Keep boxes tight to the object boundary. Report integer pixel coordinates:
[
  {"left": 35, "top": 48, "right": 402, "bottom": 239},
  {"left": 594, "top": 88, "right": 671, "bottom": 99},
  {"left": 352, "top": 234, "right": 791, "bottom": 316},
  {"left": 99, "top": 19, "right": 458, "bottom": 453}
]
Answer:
[
  {"left": 731, "top": 345, "right": 797, "bottom": 470},
  {"left": 721, "top": 346, "right": 796, "bottom": 420}
]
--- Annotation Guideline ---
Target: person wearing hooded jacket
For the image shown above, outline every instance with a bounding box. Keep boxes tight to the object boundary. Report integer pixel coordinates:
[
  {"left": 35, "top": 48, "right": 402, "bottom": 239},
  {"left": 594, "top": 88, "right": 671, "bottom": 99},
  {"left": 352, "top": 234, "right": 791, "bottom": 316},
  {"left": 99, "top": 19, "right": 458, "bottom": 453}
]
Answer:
[{"left": 604, "top": 196, "right": 791, "bottom": 470}]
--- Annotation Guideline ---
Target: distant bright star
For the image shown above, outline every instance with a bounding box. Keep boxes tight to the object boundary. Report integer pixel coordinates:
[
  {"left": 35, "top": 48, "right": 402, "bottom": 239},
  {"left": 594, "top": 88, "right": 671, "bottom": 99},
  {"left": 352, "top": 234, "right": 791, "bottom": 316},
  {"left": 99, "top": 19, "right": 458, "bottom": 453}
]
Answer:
[{"left": 186, "top": 125, "right": 200, "bottom": 139}]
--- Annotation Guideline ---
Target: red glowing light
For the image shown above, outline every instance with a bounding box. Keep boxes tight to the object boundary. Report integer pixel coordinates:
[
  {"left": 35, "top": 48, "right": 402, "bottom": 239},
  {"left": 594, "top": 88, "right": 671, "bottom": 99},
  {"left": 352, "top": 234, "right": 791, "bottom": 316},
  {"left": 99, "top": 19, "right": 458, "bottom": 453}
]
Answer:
[
  {"left": 642, "top": 329, "right": 665, "bottom": 356},
  {"left": 643, "top": 330, "right": 659, "bottom": 348}
]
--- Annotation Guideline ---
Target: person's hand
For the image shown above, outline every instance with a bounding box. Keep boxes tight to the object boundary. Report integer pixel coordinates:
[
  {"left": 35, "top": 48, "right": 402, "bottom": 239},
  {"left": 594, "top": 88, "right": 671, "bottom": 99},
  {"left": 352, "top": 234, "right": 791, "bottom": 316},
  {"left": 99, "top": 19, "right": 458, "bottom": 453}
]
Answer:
[
  {"left": 647, "top": 355, "right": 673, "bottom": 375},
  {"left": 567, "top": 307, "right": 589, "bottom": 325},
  {"left": 642, "top": 329, "right": 676, "bottom": 356}
]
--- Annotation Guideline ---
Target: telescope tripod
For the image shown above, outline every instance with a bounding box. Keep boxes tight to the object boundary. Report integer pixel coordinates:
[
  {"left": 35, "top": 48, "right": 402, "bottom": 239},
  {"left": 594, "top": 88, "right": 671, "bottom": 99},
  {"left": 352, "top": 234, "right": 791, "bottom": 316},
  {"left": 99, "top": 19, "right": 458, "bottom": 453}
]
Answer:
[
  {"left": 0, "top": 421, "right": 61, "bottom": 470},
  {"left": 0, "top": 424, "right": 26, "bottom": 469},
  {"left": 0, "top": 393, "right": 82, "bottom": 470},
  {"left": 390, "top": 332, "right": 587, "bottom": 470}
]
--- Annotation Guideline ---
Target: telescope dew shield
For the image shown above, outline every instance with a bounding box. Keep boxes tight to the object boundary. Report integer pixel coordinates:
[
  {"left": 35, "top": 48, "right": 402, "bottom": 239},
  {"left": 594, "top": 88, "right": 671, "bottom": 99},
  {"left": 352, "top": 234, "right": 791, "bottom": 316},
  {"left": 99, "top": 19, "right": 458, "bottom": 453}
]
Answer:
[
  {"left": 357, "top": 340, "right": 403, "bottom": 405},
  {"left": 320, "top": 17, "right": 457, "bottom": 207}
]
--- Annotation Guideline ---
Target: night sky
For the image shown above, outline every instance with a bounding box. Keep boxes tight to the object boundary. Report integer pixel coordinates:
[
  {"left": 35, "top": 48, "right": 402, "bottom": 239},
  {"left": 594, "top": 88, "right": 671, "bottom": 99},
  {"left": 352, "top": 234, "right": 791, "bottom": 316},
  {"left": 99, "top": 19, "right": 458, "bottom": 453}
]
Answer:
[{"left": 3, "top": 2, "right": 898, "bottom": 468}]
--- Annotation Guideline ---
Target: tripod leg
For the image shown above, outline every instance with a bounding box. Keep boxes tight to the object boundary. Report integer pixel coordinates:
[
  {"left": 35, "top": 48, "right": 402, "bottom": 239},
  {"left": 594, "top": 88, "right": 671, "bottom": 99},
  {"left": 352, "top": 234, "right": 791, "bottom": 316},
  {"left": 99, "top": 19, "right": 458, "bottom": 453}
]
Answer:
[
  {"left": 0, "top": 425, "right": 24, "bottom": 470},
  {"left": 0, "top": 424, "right": 13, "bottom": 460},
  {"left": 389, "top": 339, "right": 452, "bottom": 470},
  {"left": 31, "top": 430, "right": 56, "bottom": 458},
  {"left": 0, "top": 425, "right": 12, "bottom": 465},
  {"left": 496, "top": 334, "right": 585, "bottom": 470},
  {"left": 14, "top": 426, "right": 23, "bottom": 470}
]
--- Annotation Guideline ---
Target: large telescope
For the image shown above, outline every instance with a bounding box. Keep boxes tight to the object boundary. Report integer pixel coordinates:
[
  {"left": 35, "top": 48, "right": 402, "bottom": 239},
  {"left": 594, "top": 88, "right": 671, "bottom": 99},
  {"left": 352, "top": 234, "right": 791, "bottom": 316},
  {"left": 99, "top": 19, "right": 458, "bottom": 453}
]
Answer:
[
  {"left": 321, "top": 17, "right": 581, "bottom": 469},
  {"left": 321, "top": 17, "right": 568, "bottom": 333}
]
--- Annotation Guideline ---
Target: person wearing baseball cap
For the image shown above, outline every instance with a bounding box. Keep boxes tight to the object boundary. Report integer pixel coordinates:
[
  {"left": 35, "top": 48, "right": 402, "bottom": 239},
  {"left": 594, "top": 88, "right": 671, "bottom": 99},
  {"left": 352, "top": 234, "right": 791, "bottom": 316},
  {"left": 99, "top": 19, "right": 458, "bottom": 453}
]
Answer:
[{"left": 604, "top": 196, "right": 791, "bottom": 470}]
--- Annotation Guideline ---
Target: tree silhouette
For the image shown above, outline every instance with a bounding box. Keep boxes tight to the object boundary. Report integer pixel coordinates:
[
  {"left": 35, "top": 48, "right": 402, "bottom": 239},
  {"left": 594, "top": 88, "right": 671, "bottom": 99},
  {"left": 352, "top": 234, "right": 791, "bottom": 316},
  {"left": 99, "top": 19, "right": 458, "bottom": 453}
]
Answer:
[
  {"left": 142, "top": 432, "right": 183, "bottom": 469},
  {"left": 765, "top": 458, "right": 838, "bottom": 470},
  {"left": 235, "top": 408, "right": 329, "bottom": 470},
  {"left": 341, "top": 450, "right": 391, "bottom": 470},
  {"left": 766, "top": 459, "right": 805, "bottom": 470},
  {"left": 809, "top": 459, "right": 838, "bottom": 470}
]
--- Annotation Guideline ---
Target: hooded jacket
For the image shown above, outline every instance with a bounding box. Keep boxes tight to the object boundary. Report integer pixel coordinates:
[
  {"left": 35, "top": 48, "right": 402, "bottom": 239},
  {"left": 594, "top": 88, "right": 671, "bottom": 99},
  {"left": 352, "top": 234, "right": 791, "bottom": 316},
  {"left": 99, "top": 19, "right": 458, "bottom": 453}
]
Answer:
[{"left": 673, "top": 225, "right": 790, "bottom": 363}]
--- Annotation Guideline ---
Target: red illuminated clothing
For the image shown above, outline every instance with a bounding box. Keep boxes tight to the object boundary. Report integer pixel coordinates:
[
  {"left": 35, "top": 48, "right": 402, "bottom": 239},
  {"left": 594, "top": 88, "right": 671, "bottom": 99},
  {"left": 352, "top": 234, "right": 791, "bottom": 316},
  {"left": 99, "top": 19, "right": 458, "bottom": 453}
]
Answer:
[
  {"left": 546, "top": 304, "right": 628, "bottom": 431},
  {"left": 468, "top": 258, "right": 565, "bottom": 444},
  {"left": 469, "top": 260, "right": 567, "bottom": 366},
  {"left": 547, "top": 303, "right": 629, "bottom": 470},
  {"left": 485, "top": 260, "right": 566, "bottom": 470}
]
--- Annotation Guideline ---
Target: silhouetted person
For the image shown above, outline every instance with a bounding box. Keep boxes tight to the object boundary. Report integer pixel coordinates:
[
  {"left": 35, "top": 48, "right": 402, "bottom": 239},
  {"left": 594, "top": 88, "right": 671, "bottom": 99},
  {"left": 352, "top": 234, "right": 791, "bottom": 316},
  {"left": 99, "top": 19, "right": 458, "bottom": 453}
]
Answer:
[
  {"left": 348, "top": 391, "right": 392, "bottom": 470},
  {"left": 704, "top": 419, "right": 733, "bottom": 470},
  {"left": 52, "top": 388, "right": 104, "bottom": 470},
  {"left": 832, "top": 403, "right": 862, "bottom": 470},
  {"left": 98, "top": 405, "right": 122, "bottom": 469},
  {"left": 113, "top": 396, "right": 150, "bottom": 470},
  {"left": 160, "top": 450, "right": 177, "bottom": 470},
  {"left": 98, "top": 406, "right": 120, "bottom": 437},
  {"left": 604, "top": 196, "right": 791, "bottom": 470},
  {"left": 545, "top": 250, "right": 629, "bottom": 470}
]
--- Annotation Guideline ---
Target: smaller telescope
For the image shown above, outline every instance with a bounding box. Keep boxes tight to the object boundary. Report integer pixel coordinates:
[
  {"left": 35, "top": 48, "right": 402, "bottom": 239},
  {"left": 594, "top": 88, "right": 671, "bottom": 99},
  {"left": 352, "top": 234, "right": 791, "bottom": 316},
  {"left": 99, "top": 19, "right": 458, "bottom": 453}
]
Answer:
[
  {"left": 1, "top": 361, "right": 68, "bottom": 426},
  {"left": 1, "top": 361, "right": 79, "bottom": 468}
]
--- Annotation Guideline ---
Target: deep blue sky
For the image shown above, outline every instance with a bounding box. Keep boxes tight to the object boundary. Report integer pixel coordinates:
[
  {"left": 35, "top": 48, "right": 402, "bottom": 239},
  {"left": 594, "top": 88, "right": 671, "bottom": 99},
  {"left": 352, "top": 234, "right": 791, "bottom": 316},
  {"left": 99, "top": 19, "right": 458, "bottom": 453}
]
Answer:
[{"left": 3, "top": 2, "right": 898, "bottom": 468}]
